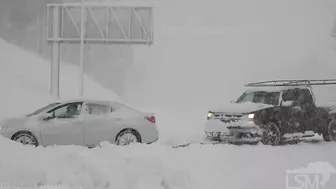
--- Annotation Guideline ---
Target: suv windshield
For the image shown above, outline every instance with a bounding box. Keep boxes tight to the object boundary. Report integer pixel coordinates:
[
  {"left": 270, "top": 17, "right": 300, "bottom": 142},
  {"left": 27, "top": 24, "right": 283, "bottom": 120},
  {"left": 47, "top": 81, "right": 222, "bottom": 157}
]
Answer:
[
  {"left": 26, "top": 102, "right": 61, "bottom": 117},
  {"left": 236, "top": 91, "right": 280, "bottom": 105}
]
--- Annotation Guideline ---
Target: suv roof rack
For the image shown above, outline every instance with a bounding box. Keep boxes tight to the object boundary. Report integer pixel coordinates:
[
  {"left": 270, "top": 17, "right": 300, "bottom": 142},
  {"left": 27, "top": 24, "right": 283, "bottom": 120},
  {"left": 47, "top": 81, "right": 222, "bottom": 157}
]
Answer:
[{"left": 245, "top": 79, "right": 336, "bottom": 87}]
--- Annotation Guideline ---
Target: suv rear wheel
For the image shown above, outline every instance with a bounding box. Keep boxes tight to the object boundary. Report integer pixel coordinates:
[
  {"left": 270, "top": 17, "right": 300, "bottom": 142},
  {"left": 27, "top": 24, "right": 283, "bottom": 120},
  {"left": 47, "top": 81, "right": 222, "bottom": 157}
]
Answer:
[{"left": 325, "top": 119, "right": 336, "bottom": 141}]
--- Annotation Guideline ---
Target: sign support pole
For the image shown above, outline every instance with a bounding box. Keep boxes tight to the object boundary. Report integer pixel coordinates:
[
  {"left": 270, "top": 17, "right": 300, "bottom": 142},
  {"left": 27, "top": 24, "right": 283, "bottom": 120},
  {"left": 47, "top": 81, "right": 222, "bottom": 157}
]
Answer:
[
  {"left": 51, "top": 5, "right": 61, "bottom": 100},
  {"left": 79, "top": 0, "right": 85, "bottom": 96}
]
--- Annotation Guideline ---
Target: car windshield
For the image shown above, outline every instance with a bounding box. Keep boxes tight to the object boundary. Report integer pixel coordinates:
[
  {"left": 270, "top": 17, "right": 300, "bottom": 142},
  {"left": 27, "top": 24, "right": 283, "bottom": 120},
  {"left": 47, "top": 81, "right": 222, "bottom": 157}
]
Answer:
[
  {"left": 236, "top": 91, "right": 280, "bottom": 105},
  {"left": 26, "top": 102, "right": 61, "bottom": 117}
]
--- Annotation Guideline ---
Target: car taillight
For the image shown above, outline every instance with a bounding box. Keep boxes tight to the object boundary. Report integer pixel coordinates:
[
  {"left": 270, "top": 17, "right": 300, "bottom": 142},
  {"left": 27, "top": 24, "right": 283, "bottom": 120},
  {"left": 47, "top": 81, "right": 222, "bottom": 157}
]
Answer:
[{"left": 145, "top": 116, "right": 156, "bottom": 123}]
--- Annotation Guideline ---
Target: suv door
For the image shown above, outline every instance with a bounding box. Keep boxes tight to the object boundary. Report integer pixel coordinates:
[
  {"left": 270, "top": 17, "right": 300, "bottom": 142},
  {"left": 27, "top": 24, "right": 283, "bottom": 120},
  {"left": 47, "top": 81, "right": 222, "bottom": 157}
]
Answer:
[
  {"left": 281, "top": 88, "right": 304, "bottom": 133},
  {"left": 281, "top": 88, "right": 314, "bottom": 132},
  {"left": 297, "top": 88, "right": 316, "bottom": 117},
  {"left": 296, "top": 88, "right": 316, "bottom": 130},
  {"left": 39, "top": 102, "right": 84, "bottom": 146}
]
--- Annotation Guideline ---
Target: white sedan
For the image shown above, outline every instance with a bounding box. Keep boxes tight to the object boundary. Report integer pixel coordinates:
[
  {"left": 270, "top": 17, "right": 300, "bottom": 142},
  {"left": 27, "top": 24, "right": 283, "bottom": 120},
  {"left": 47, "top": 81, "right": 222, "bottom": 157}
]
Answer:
[{"left": 0, "top": 98, "right": 159, "bottom": 147}]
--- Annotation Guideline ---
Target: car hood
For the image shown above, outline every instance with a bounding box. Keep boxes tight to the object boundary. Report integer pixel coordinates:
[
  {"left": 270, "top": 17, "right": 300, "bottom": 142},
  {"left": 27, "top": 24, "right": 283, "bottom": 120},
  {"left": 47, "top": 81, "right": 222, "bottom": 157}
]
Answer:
[
  {"left": 209, "top": 102, "right": 274, "bottom": 114},
  {"left": 1, "top": 115, "right": 30, "bottom": 128}
]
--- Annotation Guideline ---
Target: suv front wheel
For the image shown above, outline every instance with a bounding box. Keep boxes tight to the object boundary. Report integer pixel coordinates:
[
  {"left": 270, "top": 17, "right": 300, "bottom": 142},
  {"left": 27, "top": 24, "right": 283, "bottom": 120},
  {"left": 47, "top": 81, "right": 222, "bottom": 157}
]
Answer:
[{"left": 261, "top": 122, "right": 281, "bottom": 146}]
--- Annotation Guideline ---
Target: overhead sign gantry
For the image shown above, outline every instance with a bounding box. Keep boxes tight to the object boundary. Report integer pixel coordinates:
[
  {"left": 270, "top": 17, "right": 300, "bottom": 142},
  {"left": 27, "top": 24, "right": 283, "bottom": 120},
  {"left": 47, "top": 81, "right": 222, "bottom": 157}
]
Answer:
[{"left": 47, "top": 1, "right": 153, "bottom": 99}]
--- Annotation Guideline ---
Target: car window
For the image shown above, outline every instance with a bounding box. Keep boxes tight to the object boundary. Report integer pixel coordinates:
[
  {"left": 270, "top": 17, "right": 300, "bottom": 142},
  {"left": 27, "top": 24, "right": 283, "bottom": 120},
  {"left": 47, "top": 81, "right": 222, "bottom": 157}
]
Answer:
[
  {"left": 48, "top": 102, "right": 83, "bottom": 119},
  {"left": 282, "top": 88, "right": 309, "bottom": 103},
  {"left": 260, "top": 92, "right": 278, "bottom": 105},
  {"left": 236, "top": 91, "right": 280, "bottom": 105},
  {"left": 26, "top": 102, "right": 61, "bottom": 117},
  {"left": 85, "top": 103, "right": 111, "bottom": 115},
  {"left": 282, "top": 89, "right": 296, "bottom": 101},
  {"left": 237, "top": 92, "right": 254, "bottom": 103},
  {"left": 298, "top": 89, "right": 314, "bottom": 103}
]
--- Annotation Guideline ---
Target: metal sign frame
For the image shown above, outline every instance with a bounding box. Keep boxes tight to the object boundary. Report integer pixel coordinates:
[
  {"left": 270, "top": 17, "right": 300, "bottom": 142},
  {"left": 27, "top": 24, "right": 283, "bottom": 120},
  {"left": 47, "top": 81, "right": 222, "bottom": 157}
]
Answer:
[{"left": 46, "top": 1, "right": 153, "bottom": 99}]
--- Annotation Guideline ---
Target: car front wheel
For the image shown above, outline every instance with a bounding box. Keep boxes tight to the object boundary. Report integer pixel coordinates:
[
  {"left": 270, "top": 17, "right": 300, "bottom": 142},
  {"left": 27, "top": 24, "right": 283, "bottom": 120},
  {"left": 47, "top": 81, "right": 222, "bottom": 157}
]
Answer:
[{"left": 11, "top": 131, "right": 38, "bottom": 147}]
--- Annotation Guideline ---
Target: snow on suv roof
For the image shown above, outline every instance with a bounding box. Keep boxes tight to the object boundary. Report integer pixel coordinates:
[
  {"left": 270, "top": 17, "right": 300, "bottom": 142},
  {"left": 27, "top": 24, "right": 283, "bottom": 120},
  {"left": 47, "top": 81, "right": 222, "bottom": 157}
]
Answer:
[{"left": 244, "top": 85, "right": 308, "bottom": 93}]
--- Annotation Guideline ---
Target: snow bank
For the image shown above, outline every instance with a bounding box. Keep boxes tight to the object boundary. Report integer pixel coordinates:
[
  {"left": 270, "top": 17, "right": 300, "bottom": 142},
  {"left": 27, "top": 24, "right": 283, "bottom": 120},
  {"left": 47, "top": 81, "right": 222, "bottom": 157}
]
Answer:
[
  {"left": 0, "top": 138, "right": 192, "bottom": 189},
  {"left": 2, "top": 136, "right": 336, "bottom": 189},
  {"left": 0, "top": 38, "right": 120, "bottom": 120}
]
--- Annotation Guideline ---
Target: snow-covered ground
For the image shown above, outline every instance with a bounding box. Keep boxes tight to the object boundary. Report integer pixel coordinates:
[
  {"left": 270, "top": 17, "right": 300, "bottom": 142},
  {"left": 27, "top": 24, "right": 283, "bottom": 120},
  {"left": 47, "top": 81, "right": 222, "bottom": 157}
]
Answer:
[
  {"left": 2, "top": 38, "right": 336, "bottom": 189},
  {"left": 2, "top": 0, "right": 336, "bottom": 188},
  {"left": 1, "top": 135, "right": 336, "bottom": 189}
]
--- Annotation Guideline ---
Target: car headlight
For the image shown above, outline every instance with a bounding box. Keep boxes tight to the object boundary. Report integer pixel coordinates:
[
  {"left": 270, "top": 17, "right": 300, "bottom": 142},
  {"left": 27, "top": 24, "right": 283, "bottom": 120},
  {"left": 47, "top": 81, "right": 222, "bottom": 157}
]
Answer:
[
  {"left": 0, "top": 124, "right": 8, "bottom": 130},
  {"left": 248, "top": 113, "right": 254, "bottom": 119},
  {"left": 207, "top": 112, "right": 214, "bottom": 119}
]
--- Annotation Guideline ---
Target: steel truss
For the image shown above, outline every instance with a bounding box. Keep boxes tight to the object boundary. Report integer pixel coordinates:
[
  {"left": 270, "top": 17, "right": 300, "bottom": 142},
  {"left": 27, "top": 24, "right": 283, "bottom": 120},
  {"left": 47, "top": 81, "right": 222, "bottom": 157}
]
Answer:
[
  {"left": 46, "top": 2, "right": 153, "bottom": 100},
  {"left": 47, "top": 3, "right": 153, "bottom": 44}
]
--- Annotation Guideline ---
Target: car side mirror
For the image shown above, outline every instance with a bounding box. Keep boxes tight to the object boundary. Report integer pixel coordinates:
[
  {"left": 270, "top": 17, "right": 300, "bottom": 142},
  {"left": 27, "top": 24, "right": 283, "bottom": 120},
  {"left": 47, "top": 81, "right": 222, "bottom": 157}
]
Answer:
[
  {"left": 281, "top": 100, "right": 294, "bottom": 107},
  {"left": 39, "top": 112, "right": 54, "bottom": 121}
]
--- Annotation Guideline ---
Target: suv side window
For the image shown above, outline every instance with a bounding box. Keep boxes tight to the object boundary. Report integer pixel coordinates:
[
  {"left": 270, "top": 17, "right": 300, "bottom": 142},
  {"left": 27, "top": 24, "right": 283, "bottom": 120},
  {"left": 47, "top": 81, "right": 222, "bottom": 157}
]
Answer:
[
  {"left": 47, "top": 102, "right": 83, "bottom": 119},
  {"left": 282, "top": 89, "right": 297, "bottom": 102},
  {"left": 263, "top": 92, "right": 280, "bottom": 105},
  {"left": 238, "top": 92, "right": 254, "bottom": 103},
  {"left": 298, "top": 89, "right": 314, "bottom": 104},
  {"left": 85, "top": 103, "right": 111, "bottom": 115}
]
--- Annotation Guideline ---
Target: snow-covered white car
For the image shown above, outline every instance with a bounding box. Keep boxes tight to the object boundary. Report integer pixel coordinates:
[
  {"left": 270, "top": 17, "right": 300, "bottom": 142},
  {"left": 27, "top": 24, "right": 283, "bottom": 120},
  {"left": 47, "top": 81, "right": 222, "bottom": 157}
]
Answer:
[
  {"left": 204, "top": 80, "right": 336, "bottom": 145},
  {"left": 0, "top": 98, "right": 159, "bottom": 147}
]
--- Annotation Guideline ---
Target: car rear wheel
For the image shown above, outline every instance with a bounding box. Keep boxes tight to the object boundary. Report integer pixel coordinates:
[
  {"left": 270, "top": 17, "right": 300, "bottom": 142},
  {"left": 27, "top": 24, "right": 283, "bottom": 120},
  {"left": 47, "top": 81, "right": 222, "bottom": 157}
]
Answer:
[
  {"left": 261, "top": 122, "right": 281, "bottom": 146},
  {"left": 12, "top": 131, "right": 38, "bottom": 147},
  {"left": 115, "top": 129, "right": 141, "bottom": 146}
]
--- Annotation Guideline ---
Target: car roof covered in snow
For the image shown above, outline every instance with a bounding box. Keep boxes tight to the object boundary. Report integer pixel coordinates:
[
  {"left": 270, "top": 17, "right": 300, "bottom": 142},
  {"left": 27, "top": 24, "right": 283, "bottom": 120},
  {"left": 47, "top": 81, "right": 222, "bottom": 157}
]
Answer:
[
  {"left": 51, "top": 97, "right": 150, "bottom": 114},
  {"left": 53, "top": 97, "right": 115, "bottom": 105},
  {"left": 244, "top": 85, "right": 308, "bottom": 93}
]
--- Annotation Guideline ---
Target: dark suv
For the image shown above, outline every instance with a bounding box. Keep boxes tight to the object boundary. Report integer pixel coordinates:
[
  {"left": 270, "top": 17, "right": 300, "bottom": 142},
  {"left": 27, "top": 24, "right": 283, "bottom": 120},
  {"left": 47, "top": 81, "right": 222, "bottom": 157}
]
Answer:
[{"left": 205, "top": 80, "right": 336, "bottom": 145}]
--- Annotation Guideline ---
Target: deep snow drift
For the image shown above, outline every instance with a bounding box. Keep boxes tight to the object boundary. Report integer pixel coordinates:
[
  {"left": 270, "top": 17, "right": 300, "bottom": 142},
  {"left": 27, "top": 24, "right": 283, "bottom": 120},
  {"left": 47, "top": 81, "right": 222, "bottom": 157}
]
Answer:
[{"left": 0, "top": 39, "right": 120, "bottom": 120}]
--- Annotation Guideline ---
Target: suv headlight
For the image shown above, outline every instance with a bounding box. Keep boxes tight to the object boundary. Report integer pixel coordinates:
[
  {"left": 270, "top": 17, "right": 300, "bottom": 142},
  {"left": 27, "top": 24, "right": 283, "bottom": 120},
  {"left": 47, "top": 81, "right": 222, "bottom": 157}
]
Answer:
[
  {"left": 248, "top": 113, "right": 254, "bottom": 119},
  {"left": 207, "top": 111, "right": 214, "bottom": 119}
]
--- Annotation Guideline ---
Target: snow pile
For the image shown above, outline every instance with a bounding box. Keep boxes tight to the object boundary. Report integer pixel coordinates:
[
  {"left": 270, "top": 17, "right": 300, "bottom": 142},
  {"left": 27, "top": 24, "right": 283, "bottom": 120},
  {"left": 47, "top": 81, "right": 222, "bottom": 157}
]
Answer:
[
  {"left": 0, "top": 39, "right": 120, "bottom": 120},
  {"left": 0, "top": 138, "right": 192, "bottom": 189},
  {"left": 2, "top": 136, "right": 336, "bottom": 189}
]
